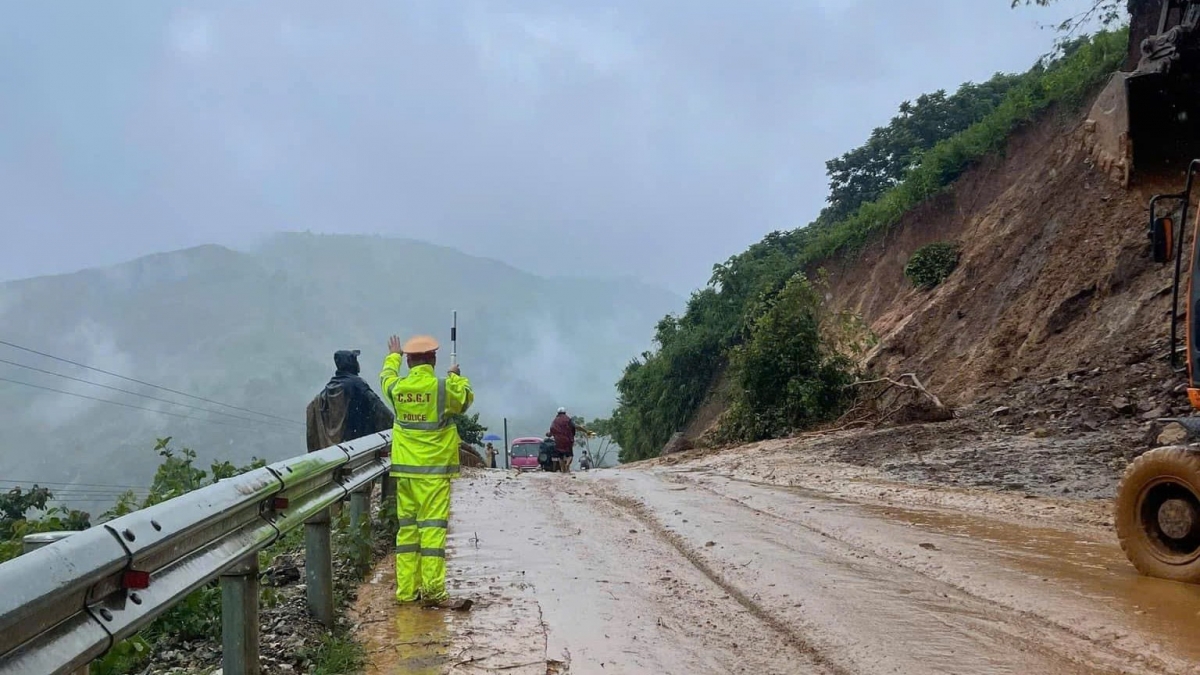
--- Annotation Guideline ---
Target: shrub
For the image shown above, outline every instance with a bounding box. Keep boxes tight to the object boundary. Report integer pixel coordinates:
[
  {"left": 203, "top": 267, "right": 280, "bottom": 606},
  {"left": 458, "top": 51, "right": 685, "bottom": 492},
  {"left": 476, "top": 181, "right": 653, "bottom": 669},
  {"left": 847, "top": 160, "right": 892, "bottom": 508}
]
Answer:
[
  {"left": 904, "top": 242, "right": 961, "bottom": 288},
  {"left": 722, "top": 273, "right": 859, "bottom": 441}
]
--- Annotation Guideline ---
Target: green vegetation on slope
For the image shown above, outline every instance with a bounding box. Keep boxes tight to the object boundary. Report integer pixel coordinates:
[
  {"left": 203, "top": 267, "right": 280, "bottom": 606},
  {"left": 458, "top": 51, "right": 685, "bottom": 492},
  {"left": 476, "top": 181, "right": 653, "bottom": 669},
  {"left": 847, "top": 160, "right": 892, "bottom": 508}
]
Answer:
[
  {"left": 608, "top": 29, "right": 1128, "bottom": 461},
  {"left": 904, "top": 242, "right": 961, "bottom": 289},
  {"left": 821, "top": 73, "right": 1026, "bottom": 225},
  {"left": 720, "top": 273, "right": 861, "bottom": 441}
]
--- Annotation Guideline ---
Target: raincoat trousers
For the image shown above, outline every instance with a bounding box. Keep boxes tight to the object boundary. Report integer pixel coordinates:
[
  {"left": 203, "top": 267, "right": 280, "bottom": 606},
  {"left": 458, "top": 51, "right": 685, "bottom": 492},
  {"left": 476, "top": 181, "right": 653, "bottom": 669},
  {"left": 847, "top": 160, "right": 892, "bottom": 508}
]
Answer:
[{"left": 381, "top": 354, "right": 474, "bottom": 603}]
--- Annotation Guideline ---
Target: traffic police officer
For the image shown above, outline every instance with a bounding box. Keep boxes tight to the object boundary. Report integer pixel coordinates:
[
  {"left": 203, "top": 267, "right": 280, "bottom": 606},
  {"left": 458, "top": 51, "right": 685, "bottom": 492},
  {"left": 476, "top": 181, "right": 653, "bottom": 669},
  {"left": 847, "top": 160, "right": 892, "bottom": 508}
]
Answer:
[{"left": 381, "top": 333, "right": 474, "bottom": 609}]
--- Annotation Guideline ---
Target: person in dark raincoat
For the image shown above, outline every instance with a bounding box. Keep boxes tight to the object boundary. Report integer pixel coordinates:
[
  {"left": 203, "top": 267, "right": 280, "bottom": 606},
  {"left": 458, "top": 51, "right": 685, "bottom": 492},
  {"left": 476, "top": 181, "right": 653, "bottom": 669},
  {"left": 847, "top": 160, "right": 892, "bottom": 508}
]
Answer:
[
  {"left": 306, "top": 349, "right": 394, "bottom": 451},
  {"left": 549, "top": 407, "right": 577, "bottom": 473}
]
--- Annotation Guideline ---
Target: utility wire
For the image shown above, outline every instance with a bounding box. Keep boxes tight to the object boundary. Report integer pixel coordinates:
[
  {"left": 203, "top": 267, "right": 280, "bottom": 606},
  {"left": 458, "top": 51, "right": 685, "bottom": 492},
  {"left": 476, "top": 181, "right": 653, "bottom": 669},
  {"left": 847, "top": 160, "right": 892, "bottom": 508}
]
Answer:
[
  {"left": 45, "top": 496, "right": 123, "bottom": 499},
  {"left": 0, "top": 357, "right": 294, "bottom": 430},
  {"left": 0, "top": 376, "right": 292, "bottom": 432},
  {"left": 3, "top": 494, "right": 138, "bottom": 501},
  {"left": 0, "top": 485, "right": 151, "bottom": 494},
  {"left": 18, "top": 493, "right": 147, "bottom": 500},
  {"left": 0, "top": 479, "right": 150, "bottom": 489},
  {"left": 1, "top": 485, "right": 149, "bottom": 494},
  {"left": 0, "top": 339, "right": 303, "bottom": 425},
  {"left": 16, "top": 485, "right": 147, "bottom": 492}
]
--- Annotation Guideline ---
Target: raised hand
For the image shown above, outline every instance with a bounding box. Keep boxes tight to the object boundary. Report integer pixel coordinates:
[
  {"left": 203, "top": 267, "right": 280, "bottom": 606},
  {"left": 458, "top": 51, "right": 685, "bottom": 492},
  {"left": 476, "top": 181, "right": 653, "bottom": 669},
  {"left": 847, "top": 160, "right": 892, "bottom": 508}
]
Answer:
[{"left": 388, "top": 335, "right": 402, "bottom": 354}]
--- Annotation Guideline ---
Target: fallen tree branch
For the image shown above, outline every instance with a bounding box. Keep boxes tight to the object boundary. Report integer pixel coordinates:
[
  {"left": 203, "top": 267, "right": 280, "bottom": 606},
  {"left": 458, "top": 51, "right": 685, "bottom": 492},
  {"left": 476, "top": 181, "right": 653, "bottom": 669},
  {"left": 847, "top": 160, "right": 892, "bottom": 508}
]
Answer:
[
  {"left": 835, "top": 371, "right": 953, "bottom": 430},
  {"left": 850, "top": 372, "right": 945, "bottom": 409}
]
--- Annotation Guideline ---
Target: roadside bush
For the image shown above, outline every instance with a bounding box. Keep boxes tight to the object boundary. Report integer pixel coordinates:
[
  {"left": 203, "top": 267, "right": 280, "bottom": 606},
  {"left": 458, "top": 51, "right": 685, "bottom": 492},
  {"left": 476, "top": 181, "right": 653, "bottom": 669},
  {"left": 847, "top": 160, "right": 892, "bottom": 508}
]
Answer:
[
  {"left": 722, "top": 273, "right": 860, "bottom": 441},
  {"left": 0, "top": 486, "right": 90, "bottom": 563},
  {"left": 904, "top": 242, "right": 960, "bottom": 288}
]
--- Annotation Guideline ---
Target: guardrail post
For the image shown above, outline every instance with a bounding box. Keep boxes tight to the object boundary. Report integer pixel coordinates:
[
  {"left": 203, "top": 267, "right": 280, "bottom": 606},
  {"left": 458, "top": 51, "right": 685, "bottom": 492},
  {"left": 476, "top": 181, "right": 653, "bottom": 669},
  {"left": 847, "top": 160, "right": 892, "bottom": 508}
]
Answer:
[
  {"left": 304, "top": 508, "right": 335, "bottom": 627},
  {"left": 220, "top": 553, "right": 260, "bottom": 675},
  {"left": 380, "top": 473, "right": 395, "bottom": 502},
  {"left": 380, "top": 475, "right": 396, "bottom": 526},
  {"left": 349, "top": 487, "right": 372, "bottom": 568},
  {"left": 350, "top": 486, "right": 370, "bottom": 531}
]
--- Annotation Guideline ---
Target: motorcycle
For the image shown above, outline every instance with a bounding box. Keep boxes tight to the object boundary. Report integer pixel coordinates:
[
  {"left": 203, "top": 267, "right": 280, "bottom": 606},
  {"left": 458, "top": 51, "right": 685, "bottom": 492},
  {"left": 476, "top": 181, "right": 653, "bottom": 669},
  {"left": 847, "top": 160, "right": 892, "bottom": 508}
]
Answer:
[{"left": 537, "top": 437, "right": 558, "bottom": 472}]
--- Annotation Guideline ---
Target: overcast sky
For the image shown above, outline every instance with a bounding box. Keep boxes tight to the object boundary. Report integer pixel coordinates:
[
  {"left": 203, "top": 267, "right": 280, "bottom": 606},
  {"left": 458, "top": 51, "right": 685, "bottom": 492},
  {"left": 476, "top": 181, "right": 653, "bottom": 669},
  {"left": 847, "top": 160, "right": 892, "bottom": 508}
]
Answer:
[{"left": 1, "top": 0, "right": 1098, "bottom": 294}]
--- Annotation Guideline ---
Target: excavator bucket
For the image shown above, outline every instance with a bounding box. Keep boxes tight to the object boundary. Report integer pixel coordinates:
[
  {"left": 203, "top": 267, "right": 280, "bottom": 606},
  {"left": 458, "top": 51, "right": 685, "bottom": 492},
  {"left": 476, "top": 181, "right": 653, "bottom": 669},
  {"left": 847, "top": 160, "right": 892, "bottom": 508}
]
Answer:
[
  {"left": 1085, "top": 73, "right": 1134, "bottom": 185},
  {"left": 1085, "top": 0, "right": 1200, "bottom": 185}
]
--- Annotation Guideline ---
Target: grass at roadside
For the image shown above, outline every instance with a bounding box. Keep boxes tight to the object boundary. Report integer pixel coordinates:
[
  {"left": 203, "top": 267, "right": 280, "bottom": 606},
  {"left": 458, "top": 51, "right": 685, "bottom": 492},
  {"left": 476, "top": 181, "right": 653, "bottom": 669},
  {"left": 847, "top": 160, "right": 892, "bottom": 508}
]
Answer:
[{"left": 303, "top": 631, "right": 368, "bottom": 675}]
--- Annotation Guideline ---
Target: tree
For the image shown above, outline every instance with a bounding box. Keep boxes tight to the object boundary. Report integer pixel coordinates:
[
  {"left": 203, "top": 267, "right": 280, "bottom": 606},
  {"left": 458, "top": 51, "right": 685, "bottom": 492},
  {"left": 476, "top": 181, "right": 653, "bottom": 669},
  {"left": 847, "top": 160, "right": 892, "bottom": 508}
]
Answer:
[
  {"left": 822, "top": 76, "right": 1024, "bottom": 224},
  {"left": 143, "top": 437, "right": 207, "bottom": 506},
  {"left": 102, "top": 438, "right": 265, "bottom": 519},
  {"left": 724, "top": 272, "right": 858, "bottom": 441},
  {"left": 581, "top": 418, "right": 618, "bottom": 468},
  {"left": 1012, "top": 0, "right": 1125, "bottom": 36},
  {"left": 570, "top": 416, "right": 591, "bottom": 447},
  {"left": 0, "top": 485, "right": 52, "bottom": 525},
  {"left": 1, "top": 485, "right": 92, "bottom": 563},
  {"left": 449, "top": 412, "right": 487, "bottom": 446}
]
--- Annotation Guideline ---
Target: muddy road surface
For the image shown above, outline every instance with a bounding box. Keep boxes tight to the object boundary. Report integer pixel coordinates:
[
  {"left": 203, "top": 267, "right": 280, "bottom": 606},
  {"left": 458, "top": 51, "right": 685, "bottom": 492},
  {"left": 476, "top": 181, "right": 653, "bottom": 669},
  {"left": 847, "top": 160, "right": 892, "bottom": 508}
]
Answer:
[{"left": 352, "top": 466, "right": 1200, "bottom": 675}]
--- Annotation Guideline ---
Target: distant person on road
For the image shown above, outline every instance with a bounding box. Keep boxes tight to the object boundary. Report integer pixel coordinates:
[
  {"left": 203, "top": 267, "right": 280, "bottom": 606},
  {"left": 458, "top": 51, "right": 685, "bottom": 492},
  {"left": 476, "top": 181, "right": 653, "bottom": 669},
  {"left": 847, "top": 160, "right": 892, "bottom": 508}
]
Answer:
[
  {"left": 306, "top": 349, "right": 394, "bottom": 452},
  {"left": 381, "top": 334, "right": 475, "bottom": 611},
  {"left": 549, "top": 407, "right": 577, "bottom": 473},
  {"left": 538, "top": 433, "right": 557, "bottom": 472},
  {"left": 485, "top": 442, "right": 498, "bottom": 469}
]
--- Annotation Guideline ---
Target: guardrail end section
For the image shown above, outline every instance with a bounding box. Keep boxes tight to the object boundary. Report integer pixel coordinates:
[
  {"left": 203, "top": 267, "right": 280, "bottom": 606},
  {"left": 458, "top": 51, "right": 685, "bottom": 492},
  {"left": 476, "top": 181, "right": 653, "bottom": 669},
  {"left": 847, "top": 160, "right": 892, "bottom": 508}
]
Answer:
[{"left": 0, "top": 527, "right": 126, "bottom": 658}]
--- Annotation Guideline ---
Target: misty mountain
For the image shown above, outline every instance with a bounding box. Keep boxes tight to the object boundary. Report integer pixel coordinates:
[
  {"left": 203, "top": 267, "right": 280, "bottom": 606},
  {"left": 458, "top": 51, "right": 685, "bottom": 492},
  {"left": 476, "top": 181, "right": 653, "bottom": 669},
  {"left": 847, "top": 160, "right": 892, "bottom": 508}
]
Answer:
[{"left": 0, "top": 233, "right": 681, "bottom": 507}]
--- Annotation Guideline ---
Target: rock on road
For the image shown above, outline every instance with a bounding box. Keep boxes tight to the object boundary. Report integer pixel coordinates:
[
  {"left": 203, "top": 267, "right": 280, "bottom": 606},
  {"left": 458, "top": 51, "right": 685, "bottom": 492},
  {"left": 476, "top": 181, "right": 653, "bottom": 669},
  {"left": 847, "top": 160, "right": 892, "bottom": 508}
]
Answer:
[{"left": 352, "top": 466, "right": 1200, "bottom": 675}]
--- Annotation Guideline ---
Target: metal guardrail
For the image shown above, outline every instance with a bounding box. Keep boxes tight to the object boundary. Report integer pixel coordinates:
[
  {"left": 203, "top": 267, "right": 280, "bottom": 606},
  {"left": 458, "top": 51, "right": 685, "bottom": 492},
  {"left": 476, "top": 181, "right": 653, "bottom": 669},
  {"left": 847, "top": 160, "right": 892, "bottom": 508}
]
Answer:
[{"left": 0, "top": 431, "right": 393, "bottom": 675}]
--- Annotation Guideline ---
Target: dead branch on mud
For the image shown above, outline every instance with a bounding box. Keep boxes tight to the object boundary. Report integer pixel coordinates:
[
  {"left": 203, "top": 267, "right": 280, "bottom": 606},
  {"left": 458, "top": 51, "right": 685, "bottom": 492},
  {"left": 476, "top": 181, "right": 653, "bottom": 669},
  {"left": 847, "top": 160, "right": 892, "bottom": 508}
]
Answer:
[
  {"left": 852, "top": 373, "right": 945, "bottom": 407},
  {"left": 836, "top": 372, "right": 954, "bottom": 429}
]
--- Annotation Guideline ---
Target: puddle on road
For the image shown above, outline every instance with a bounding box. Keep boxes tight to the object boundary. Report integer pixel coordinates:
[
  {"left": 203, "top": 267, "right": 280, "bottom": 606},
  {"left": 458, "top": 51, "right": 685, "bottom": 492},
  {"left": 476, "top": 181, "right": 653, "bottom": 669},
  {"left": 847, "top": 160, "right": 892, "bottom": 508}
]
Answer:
[
  {"left": 862, "top": 501, "right": 1200, "bottom": 663},
  {"left": 353, "top": 563, "right": 456, "bottom": 675},
  {"left": 368, "top": 607, "right": 454, "bottom": 674},
  {"left": 708, "top": 473, "right": 1200, "bottom": 665},
  {"left": 352, "top": 507, "right": 552, "bottom": 675}
]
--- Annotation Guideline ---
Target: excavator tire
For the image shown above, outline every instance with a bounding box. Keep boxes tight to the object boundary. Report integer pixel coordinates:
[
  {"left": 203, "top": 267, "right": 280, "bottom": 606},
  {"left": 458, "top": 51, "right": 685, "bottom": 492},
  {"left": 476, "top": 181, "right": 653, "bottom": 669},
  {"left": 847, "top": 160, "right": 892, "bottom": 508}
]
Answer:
[{"left": 1115, "top": 446, "right": 1200, "bottom": 583}]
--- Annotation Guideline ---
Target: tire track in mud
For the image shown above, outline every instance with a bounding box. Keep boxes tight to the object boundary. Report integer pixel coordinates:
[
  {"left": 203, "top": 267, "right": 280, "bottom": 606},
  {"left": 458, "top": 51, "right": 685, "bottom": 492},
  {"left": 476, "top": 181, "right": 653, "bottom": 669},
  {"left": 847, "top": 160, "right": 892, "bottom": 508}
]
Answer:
[
  {"left": 456, "top": 473, "right": 838, "bottom": 674},
  {"left": 592, "top": 482, "right": 853, "bottom": 675},
  {"left": 601, "top": 479, "right": 1092, "bottom": 674},
  {"left": 533, "top": 486, "right": 572, "bottom": 673},
  {"left": 672, "top": 471, "right": 1186, "bottom": 675}
]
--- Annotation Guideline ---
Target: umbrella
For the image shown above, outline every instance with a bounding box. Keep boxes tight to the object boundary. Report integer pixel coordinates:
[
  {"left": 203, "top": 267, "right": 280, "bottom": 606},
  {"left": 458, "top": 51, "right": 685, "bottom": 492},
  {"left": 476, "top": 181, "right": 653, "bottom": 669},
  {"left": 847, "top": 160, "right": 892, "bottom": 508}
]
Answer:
[{"left": 482, "top": 433, "right": 502, "bottom": 442}]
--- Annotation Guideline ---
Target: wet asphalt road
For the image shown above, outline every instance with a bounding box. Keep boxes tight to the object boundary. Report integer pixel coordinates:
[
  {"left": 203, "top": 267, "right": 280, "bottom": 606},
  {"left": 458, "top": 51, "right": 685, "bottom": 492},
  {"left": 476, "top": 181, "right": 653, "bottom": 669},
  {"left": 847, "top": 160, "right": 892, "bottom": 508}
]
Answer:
[{"left": 352, "top": 467, "right": 1200, "bottom": 675}]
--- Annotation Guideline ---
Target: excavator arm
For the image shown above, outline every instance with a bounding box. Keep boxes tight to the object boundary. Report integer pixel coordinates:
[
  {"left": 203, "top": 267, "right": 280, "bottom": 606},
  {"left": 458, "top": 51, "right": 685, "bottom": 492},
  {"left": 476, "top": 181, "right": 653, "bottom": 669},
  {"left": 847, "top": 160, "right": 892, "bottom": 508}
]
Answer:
[{"left": 1087, "top": 0, "right": 1200, "bottom": 185}]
